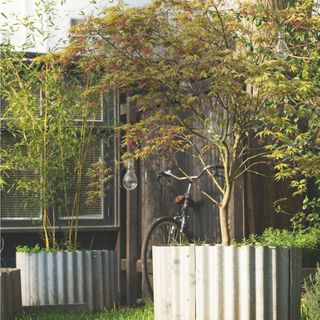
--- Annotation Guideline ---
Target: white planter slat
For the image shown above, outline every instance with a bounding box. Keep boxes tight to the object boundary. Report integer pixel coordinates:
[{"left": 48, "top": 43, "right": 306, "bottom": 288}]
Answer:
[
  {"left": 153, "top": 246, "right": 195, "bottom": 320},
  {"left": 16, "top": 250, "right": 118, "bottom": 312},
  {"left": 153, "top": 246, "right": 301, "bottom": 320}
]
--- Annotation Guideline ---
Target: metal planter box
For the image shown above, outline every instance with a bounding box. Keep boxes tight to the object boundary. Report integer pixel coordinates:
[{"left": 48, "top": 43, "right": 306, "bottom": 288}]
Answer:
[
  {"left": 0, "top": 268, "right": 22, "bottom": 320},
  {"left": 153, "top": 245, "right": 301, "bottom": 320},
  {"left": 16, "top": 250, "right": 118, "bottom": 312}
]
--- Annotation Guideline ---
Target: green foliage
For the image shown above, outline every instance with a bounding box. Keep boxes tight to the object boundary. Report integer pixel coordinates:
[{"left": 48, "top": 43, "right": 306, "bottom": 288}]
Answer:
[
  {"left": 234, "top": 227, "right": 320, "bottom": 252},
  {"left": 3, "top": 0, "right": 319, "bottom": 246},
  {"left": 255, "top": 1, "right": 320, "bottom": 198},
  {"left": 16, "top": 244, "right": 43, "bottom": 254},
  {"left": 16, "top": 243, "right": 69, "bottom": 253},
  {"left": 58, "top": 0, "right": 320, "bottom": 245},
  {"left": 301, "top": 266, "right": 320, "bottom": 320},
  {"left": 20, "top": 303, "right": 154, "bottom": 320},
  {"left": 235, "top": 198, "right": 320, "bottom": 251},
  {"left": 291, "top": 198, "right": 320, "bottom": 232},
  {"left": 0, "top": 48, "right": 111, "bottom": 251},
  {"left": 86, "top": 160, "right": 113, "bottom": 207}
]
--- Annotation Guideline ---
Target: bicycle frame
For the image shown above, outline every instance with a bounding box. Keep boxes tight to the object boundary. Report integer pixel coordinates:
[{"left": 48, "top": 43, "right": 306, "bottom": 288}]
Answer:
[
  {"left": 142, "top": 164, "right": 222, "bottom": 299},
  {"left": 174, "top": 182, "right": 192, "bottom": 233},
  {"left": 158, "top": 166, "right": 218, "bottom": 234}
]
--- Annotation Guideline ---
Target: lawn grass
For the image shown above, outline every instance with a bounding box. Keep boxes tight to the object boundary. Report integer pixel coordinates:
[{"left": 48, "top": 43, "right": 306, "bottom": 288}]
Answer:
[{"left": 21, "top": 303, "right": 154, "bottom": 320}]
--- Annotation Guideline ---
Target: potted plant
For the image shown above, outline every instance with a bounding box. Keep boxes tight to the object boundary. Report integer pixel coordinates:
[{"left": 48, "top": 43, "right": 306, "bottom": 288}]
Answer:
[
  {"left": 0, "top": 7, "right": 117, "bottom": 310},
  {"left": 153, "top": 244, "right": 301, "bottom": 320},
  {"left": 65, "top": 0, "right": 319, "bottom": 244},
  {"left": 59, "top": 0, "right": 318, "bottom": 316},
  {"left": 151, "top": 214, "right": 320, "bottom": 319}
]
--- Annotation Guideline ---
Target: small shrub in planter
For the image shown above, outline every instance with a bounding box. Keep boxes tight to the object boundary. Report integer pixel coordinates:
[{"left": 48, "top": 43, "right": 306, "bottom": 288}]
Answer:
[
  {"left": 16, "top": 247, "right": 118, "bottom": 312},
  {"left": 233, "top": 223, "right": 320, "bottom": 268},
  {"left": 2, "top": 9, "right": 116, "bottom": 313},
  {"left": 233, "top": 227, "right": 320, "bottom": 253}
]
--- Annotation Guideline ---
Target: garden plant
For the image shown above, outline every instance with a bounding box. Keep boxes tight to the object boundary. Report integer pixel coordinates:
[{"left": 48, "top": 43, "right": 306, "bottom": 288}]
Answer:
[
  {"left": 60, "top": 0, "right": 320, "bottom": 245},
  {"left": 0, "top": 0, "right": 112, "bottom": 251},
  {"left": 301, "top": 266, "right": 320, "bottom": 320}
]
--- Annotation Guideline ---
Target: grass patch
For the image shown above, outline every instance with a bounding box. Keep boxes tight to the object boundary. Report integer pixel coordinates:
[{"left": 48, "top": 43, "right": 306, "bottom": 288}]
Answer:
[{"left": 21, "top": 303, "right": 154, "bottom": 320}]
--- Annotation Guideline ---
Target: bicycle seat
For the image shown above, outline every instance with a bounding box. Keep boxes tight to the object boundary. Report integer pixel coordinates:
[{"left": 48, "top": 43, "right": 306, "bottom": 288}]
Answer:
[
  {"left": 175, "top": 194, "right": 195, "bottom": 207},
  {"left": 175, "top": 194, "right": 185, "bottom": 204}
]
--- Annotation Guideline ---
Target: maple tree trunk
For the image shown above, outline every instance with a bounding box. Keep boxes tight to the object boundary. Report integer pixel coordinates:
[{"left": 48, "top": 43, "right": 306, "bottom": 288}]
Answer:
[
  {"left": 219, "top": 205, "right": 230, "bottom": 245},
  {"left": 253, "top": 0, "right": 289, "bottom": 10}
]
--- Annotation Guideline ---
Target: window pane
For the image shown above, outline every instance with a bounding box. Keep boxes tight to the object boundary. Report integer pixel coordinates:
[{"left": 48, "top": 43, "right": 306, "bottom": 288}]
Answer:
[
  {"left": 0, "top": 95, "right": 8, "bottom": 118},
  {"left": 63, "top": 85, "right": 103, "bottom": 122},
  {"left": 58, "top": 139, "right": 104, "bottom": 219},
  {"left": 0, "top": 133, "right": 41, "bottom": 219},
  {"left": 69, "top": 18, "right": 86, "bottom": 44}
]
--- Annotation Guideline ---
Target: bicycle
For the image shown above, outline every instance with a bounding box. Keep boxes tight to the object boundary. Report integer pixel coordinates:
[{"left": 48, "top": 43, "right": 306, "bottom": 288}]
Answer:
[{"left": 141, "top": 164, "right": 219, "bottom": 299}]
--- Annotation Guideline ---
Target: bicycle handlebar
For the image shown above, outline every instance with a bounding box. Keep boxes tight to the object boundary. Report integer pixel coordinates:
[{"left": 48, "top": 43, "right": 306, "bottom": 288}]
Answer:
[{"left": 157, "top": 164, "right": 222, "bottom": 182}]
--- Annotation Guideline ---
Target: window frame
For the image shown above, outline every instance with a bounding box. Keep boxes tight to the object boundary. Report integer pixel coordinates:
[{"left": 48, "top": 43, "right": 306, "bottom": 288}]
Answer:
[{"left": 0, "top": 90, "right": 119, "bottom": 229}]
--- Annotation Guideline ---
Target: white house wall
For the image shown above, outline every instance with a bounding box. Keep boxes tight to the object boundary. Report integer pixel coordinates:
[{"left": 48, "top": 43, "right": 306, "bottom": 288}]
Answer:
[{"left": 0, "top": 0, "right": 151, "bottom": 52}]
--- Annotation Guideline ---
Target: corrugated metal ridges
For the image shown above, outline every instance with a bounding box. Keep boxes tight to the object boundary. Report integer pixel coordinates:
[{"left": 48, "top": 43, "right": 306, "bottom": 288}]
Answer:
[
  {"left": 16, "top": 250, "right": 118, "bottom": 312},
  {"left": 196, "top": 246, "right": 292, "bottom": 320},
  {"left": 153, "top": 246, "right": 301, "bottom": 320}
]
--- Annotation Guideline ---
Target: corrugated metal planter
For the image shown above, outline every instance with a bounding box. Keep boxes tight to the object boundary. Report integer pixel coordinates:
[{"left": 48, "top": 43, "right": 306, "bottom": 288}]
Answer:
[
  {"left": 153, "top": 245, "right": 302, "bottom": 320},
  {"left": 0, "top": 268, "right": 22, "bottom": 320},
  {"left": 16, "top": 250, "right": 118, "bottom": 312}
]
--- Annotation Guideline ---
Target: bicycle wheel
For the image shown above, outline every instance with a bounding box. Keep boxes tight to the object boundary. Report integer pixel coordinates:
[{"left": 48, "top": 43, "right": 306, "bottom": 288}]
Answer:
[{"left": 141, "top": 216, "right": 189, "bottom": 299}]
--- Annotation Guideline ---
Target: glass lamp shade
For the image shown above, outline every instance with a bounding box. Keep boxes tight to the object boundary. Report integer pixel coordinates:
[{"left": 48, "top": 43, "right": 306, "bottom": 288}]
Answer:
[
  {"left": 274, "top": 31, "right": 290, "bottom": 60},
  {"left": 123, "top": 159, "right": 138, "bottom": 190}
]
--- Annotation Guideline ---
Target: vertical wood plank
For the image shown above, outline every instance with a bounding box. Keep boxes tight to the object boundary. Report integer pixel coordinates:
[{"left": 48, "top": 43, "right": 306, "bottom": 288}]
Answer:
[
  {"left": 0, "top": 269, "right": 22, "bottom": 320},
  {"left": 259, "top": 0, "right": 288, "bottom": 10},
  {"left": 114, "top": 89, "right": 125, "bottom": 304},
  {"left": 125, "top": 96, "right": 139, "bottom": 305},
  {"left": 11, "top": 269, "right": 22, "bottom": 317},
  {"left": 7, "top": 270, "right": 14, "bottom": 319},
  {"left": 0, "top": 272, "right": 9, "bottom": 320},
  {"left": 289, "top": 248, "right": 302, "bottom": 320}
]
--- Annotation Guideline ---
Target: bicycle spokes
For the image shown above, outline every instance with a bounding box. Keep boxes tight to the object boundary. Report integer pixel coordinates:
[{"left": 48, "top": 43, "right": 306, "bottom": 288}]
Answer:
[{"left": 146, "top": 223, "right": 186, "bottom": 259}]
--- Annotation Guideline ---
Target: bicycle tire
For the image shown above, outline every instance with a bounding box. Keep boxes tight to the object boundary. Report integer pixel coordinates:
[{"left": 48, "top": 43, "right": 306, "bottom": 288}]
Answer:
[{"left": 141, "top": 216, "right": 189, "bottom": 299}]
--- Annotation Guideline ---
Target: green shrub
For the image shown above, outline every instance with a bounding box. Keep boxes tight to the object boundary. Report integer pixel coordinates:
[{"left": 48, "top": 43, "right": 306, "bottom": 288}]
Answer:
[
  {"left": 16, "top": 244, "right": 43, "bottom": 254},
  {"left": 16, "top": 244, "right": 64, "bottom": 253},
  {"left": 301, "top": 266, "right": 320, "bottom": 320},
  {"left": 233, "top": 227, "right": 320, "bottom": 252}
]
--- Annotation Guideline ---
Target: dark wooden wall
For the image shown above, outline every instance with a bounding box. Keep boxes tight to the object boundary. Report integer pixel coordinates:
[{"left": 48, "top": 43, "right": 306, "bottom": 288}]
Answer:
[
  {"left": 139, "top": 152, "right": 223, "bottom": 247},
  {"left": 138, "top": 154, "right": 302, "bottom": 251},
  {"left": 0, "top": 231, "right": 118, "bottom": 268}
]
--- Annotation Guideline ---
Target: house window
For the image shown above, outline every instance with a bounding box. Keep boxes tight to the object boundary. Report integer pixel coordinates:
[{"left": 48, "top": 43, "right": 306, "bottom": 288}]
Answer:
[
  {"left": 0, "top": 91, "right": 116, "bottom": 225},
  {"left": 73, "top": 91, "right": 104, "bottom": 122},
  {"left": 0, "top": 95, "right": 7, "bottom": 116},
  {"left": 69, "top": 18, "right": 85, "bottom": 43},
  {"left": 58, "top": 138, "right": 105, "bottom": 219},
  {"left": 0, "top": 133, "right": 41, "bottom": 220}
]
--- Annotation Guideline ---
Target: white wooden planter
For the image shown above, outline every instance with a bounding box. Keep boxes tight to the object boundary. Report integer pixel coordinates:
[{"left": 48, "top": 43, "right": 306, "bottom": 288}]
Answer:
[
  {"left": 16, "top": 250, "right": 118, "bottom": 312},
  {"left": 153, "top": 245, "right": 301, "bottom": 320}
]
